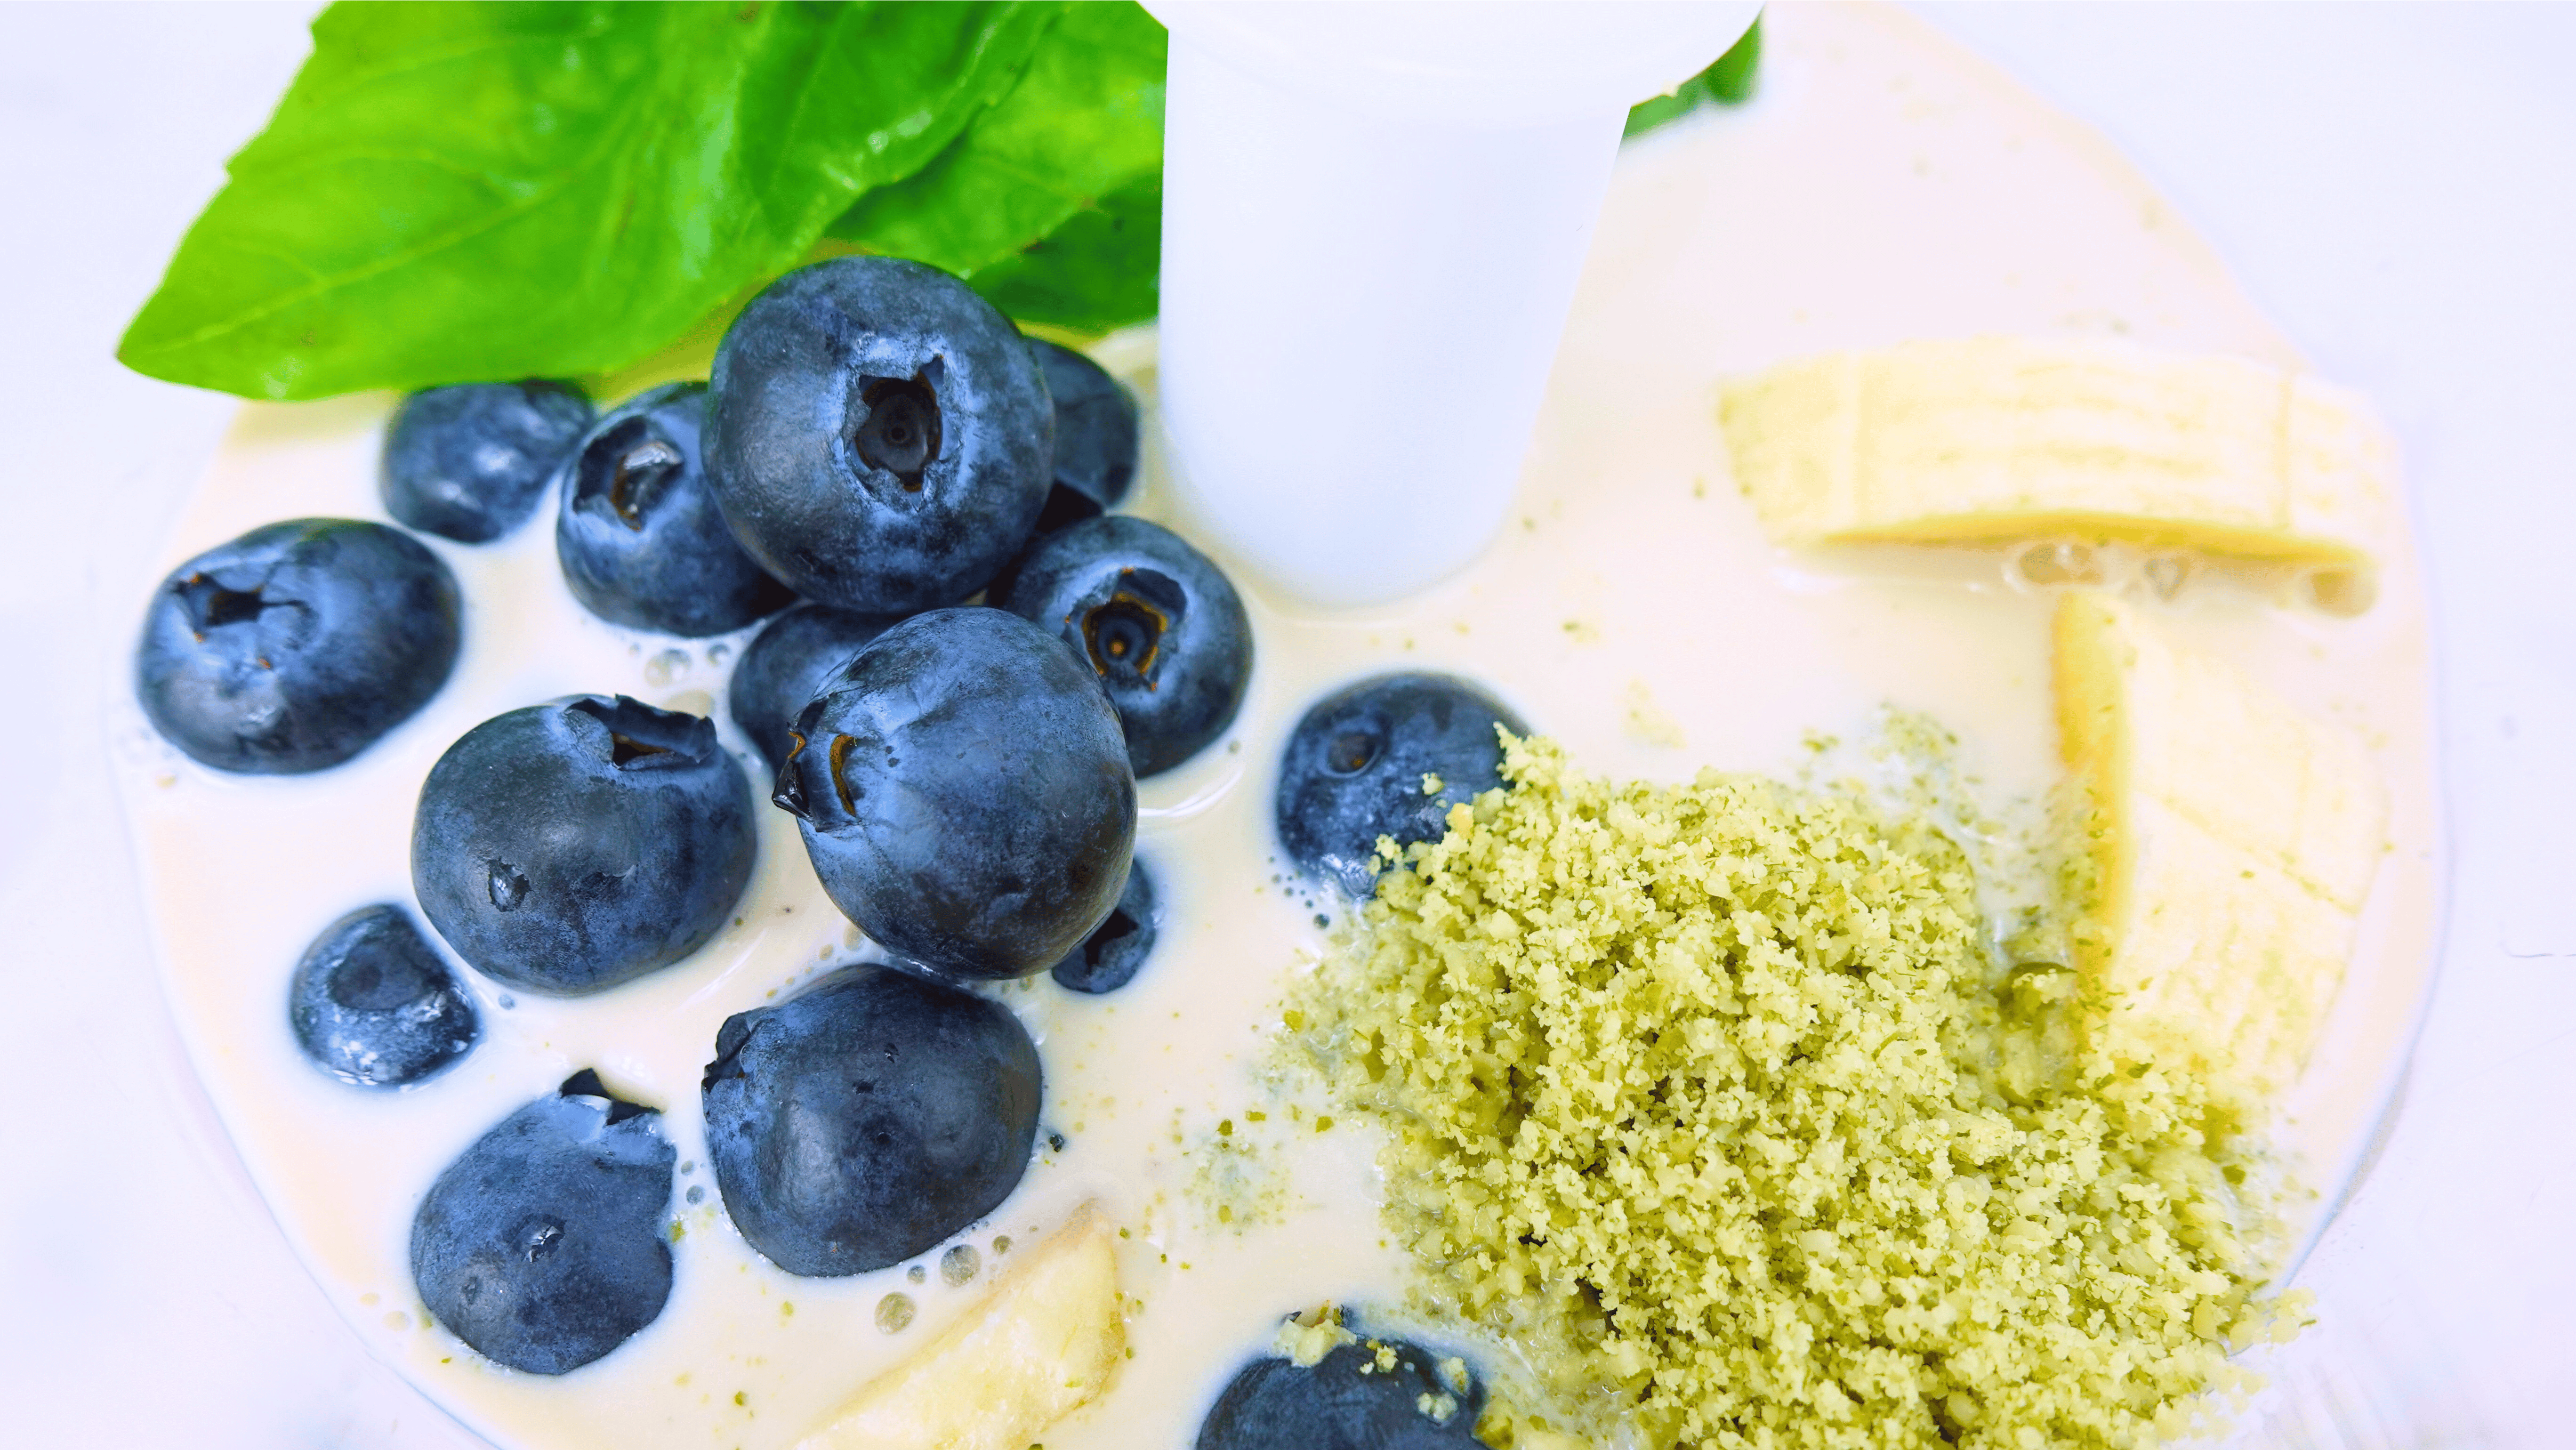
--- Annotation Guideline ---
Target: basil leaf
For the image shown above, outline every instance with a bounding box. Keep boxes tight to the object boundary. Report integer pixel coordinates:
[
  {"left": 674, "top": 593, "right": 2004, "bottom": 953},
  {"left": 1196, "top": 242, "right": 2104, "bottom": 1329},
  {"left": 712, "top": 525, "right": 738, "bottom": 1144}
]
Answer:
[
  {"left": 119, "top": 1, "right": 1051, "bottom": 401},
  {"left": 967, "top": 170, "right": 1161, "bottom": 335},
  {"left": 1702, "top": 15, "right": 1764, "bottom": 104},
  {"left": 827, "top": 1, "right": 1164, "bottom": 280},
  {"left": 1624, "top": 15, "right": 1763, "bottom": 139}
]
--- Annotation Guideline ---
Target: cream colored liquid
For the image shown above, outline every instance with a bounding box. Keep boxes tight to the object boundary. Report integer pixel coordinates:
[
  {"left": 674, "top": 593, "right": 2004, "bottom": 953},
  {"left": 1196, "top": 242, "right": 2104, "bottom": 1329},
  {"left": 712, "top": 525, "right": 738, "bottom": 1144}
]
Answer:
[{"left": 113, "top": 8, "right": 2439, "bottom": 1450}]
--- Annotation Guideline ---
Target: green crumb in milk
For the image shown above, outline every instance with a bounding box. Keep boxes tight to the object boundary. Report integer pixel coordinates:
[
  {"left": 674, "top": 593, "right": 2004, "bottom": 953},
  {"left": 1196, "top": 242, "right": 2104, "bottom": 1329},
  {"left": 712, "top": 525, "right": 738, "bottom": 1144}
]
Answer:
[{"left": 1294, "top": 734, "right": 2286, "bottom": 1450}]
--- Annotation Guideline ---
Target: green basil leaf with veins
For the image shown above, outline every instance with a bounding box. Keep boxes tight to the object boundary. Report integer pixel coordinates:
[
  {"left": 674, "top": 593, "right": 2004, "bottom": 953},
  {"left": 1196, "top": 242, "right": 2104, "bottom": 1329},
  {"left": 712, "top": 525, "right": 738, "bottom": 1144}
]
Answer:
[
  {"left": 966, "top": 170, "right": 1161, "bottom": 336},
  {"left": 827, "top": 1, "right": 1164, "bottom": 282},
  {"left": 118, "top": 1, "right": 1054, "bottom": 401}
]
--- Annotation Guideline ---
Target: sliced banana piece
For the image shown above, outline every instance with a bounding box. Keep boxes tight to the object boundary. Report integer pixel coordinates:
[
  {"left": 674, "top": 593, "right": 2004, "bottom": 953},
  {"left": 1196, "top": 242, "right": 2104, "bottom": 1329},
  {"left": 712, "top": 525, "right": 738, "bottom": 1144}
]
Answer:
[
  {"left": 1719, "top": 337, "right": 2395, "bottom": 570},
  {"left": 795, "top": 1205, "right": 1123, "bottom": 1450},
  {"left": 2053, "top": 590, "right": 2386, "bottom": 1090}
]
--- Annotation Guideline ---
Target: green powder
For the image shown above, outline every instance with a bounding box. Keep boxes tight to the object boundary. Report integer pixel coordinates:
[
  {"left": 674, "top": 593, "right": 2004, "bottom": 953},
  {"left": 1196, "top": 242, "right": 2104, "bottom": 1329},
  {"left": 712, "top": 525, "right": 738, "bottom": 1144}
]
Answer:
[{"left": 1296, "top": 736, "right": 2291, "bottom": 1450}]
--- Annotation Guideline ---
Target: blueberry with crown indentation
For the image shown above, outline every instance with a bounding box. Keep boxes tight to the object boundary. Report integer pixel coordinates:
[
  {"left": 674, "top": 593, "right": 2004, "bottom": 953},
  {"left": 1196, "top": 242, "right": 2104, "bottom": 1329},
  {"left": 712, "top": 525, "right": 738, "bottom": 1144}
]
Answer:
[
  {"left": 999, "top": 516, "right": 1252, "bottom": 779},
  {"left": 701, "top": 966, "right": 1040, "bottom": 1276},
  {"left": 136, "top": 517, "right": 460, "bottom": 774},
  {"left": 383, "top": 382, "right": 592, "bottom": 543},
  {"left": 705, "top": 258, "right": 1053, "bottom": 614},
  {"left": 1276, "top": 674, "right": 1524, "bottom": 900},
  {"left": 774, "top": 608, "right": 1133, "bottom": 981},
  {"left": 411, "top": 695, "right": 754, "bottom": 996},
  {"left": 410, "top": 1071, "right": 674, "bottom": 1375},
  {"left": 557, "top": 382, "right": 793, "bottom": 637},
  {"left": 289, "top": 904, "right": 478, "bottom": 1088}
]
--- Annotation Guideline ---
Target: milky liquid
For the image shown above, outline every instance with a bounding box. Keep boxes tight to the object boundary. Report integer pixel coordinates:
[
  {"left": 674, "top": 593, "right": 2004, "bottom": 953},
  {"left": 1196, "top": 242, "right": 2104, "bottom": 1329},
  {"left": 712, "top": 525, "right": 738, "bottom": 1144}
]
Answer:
[{"left": 111, "top": 8, "right": 2439, "bottom": 1449}]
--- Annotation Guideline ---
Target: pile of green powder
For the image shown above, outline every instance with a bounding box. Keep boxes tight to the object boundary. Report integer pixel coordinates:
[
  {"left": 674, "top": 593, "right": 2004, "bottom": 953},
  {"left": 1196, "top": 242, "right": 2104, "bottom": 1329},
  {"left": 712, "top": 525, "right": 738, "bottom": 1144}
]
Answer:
[{"left": 1296, "top": 736, "right": 2290, "bottom": 1450}]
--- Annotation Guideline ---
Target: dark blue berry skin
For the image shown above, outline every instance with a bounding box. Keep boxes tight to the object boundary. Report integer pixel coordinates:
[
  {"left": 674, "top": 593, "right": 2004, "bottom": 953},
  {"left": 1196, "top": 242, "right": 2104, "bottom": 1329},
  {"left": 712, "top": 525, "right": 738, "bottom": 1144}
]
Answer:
[
  {"left": 289, "top": 905, "right": 478, "bottom": 1088},
  {"left": 705, "top": 257, "right": 1054, "bottom": 615},
  {"left": 775, "top": 609, "right": 1135, "bottom": 981},
  {"left": 410, "top": 1072, "right": 674, "bottom": 1375},
  {"left": 556, "top": 382, "right": 794, "bottom": 637},
  {"left": 136, "top": 518, "right": 461, "bottom": 774},
  {"left": 1028, "top": 338, "right": 1138, "bottom": 513},
  {"left": 1276, "top": 674, "right": 1526, "bottom": 900},
  {"left": 727, "top": 604, "right": 901, "bottom": 774},
  {"left": 701, "top": 966, "right": 1041, "bottom": 1277},
  {"left": 999, "top": 516, "right": 1253, "bottom": 779},
  {"left": 1198, "top": 1332, "right": 1488, "bottom": 1450},
  {"left": 382, "top": 382, "right": 592, "bottom": 543},
  {"left": 411, "top": 695, "right": 755, "bottom": 996},
  {"left": 1050, "top": 858, "right": 1157, "bottom": 995},
  {"left": 976, "top": 343, "right": 1138, "bottom": 604}
]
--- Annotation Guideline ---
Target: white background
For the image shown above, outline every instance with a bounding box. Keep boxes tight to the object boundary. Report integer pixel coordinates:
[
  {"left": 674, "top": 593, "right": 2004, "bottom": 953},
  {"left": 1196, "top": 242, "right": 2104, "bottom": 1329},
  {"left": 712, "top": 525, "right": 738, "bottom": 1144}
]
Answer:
[{"left": 1, "top": 3, "right": 2568, "bottom": 1445}]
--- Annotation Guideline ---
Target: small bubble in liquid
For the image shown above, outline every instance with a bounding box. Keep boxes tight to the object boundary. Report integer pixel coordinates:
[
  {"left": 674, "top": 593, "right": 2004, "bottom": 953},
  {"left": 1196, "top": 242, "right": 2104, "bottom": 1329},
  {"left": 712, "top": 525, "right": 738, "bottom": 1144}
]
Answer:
[
  {"left": 707, "top": 643, "right": 732, "bottom": 667},
  {"left": 992, "top": 1234, "right": 1013, "bottom": 1256},
  {"left": 680, "top": 1160, "right": 694, "bottom": 1174},
  {"left": 1315, "top": 914, "right": 1330, "bottom": 930},
  {"left": 497, "top": 994, "right": 515, "bottom": 1010},
  {"left": 644, "top": 648, "right": 691, "bottom": 686},
  {"left": 875, "top": 1293, "right": 916, "bottom": 1332},
  {"left": 686, "top": 1184, "right": 705, "bottom": 1205},
  {"left": 940, "top": 1244, "right": 980, "bottom": 1286},
  {"left": 907, "top": 1264, "right": 927, "bottom": 1284}
]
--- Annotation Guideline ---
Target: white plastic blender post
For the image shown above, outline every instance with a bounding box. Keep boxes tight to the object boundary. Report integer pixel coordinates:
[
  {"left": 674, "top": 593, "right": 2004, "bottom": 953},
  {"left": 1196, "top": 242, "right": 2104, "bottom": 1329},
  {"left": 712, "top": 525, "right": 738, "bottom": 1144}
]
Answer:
[{"left": 1149, "top": 2, "right": 1761, "bottom": 606}]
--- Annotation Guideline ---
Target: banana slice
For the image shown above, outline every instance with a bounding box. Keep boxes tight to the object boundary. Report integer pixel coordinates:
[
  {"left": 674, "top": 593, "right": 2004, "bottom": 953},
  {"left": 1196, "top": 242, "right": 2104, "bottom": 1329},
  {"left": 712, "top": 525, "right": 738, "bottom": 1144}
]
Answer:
[
  {"left": 2053, "top": 590, "right": 2385, "bottom": 1090},
  {"left": 795, "top": 1205, "right": 1124, "bottom": 1450},
  {"left": 1719, "top": 337, "right": 2395, "bottom": 569}
]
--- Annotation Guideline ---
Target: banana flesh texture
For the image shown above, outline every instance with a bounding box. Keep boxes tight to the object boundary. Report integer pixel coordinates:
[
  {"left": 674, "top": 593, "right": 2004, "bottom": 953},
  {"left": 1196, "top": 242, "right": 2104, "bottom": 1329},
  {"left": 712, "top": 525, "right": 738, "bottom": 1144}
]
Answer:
[
  {"left": 795, "top": 1205, "right": 1124, "bottom": 1450},
  {"left": 2053, "top": 590, "right": 2385, "bottom": 1091},
  {"left": 1719, "top": 337, "right": 2394, "bottom": 569}
]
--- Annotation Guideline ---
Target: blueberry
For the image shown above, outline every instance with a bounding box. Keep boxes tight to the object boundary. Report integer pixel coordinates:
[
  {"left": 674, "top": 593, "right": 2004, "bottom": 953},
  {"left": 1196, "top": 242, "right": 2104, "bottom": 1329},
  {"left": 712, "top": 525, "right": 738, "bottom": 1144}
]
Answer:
[
  {"left": 382, "top": 382, "right": 593, "bottom": 543},
  {"left": 977, "top": 342, "right": 1140, "bottom": 603},
  {"left": 1030, "top": 336, "right": 1139, "bottom": 516},
  {"left": 412, "top": 695, "right": 755, "bottom": 996},
  {"left": 705, "top": 258, "right": 1053, "bottom": 614},
  {"left": 410, "top": 1071, "right": 674, "bottom": 1375},
  {"left": 1049, "top": 859, "right": 1157, "bottom": 995},
  {"left": 556, "top": 382, "right": 794, "bottom": 637},
  {"left": 1198, "top": 1330, "right": 1487, "bottom": 1450},
  {"left": 1276, "top": 674, "right": 1526, "bottom": 900},
  {"left": 775, "top": 609, "right": 1134, "bottom": 981},
  {"left": 701, "top": 966, "right": 1041, "bottom": 1276},
  {"left": 998, "top": 516, "right": 1253, "bottom": 778},
  {"left": 136, "top": 518, "right": 461, "bottom": 774},
  {"left": 727, "top": 603, "right": 901, "bottom": 773},
  {"left": 288, "top": 905, "right": 478, "bottom": 1088}
]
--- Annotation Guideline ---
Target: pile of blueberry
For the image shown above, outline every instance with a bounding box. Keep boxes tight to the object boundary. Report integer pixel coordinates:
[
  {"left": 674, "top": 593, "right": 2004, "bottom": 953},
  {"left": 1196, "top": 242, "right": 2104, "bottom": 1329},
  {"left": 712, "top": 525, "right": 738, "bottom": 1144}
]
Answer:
[{"left": 137, "top": 256, "right": 1526, "bottom": 1431}]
